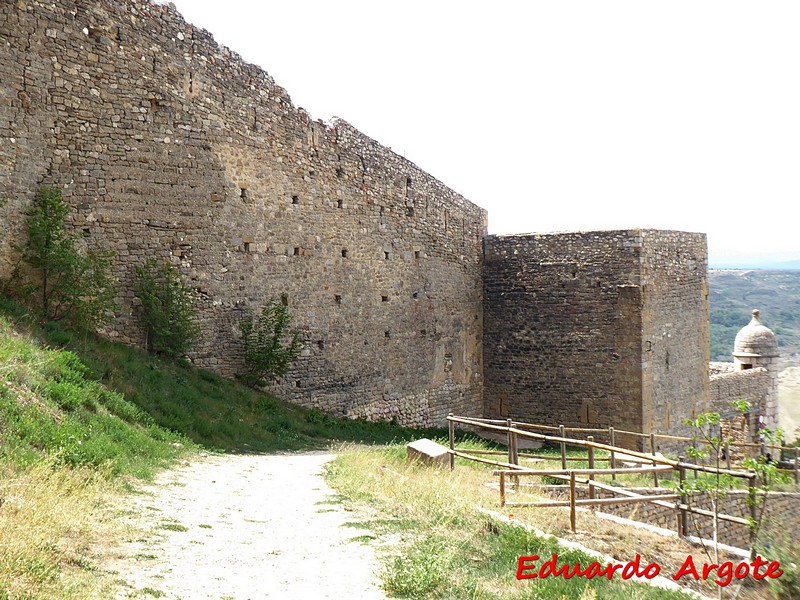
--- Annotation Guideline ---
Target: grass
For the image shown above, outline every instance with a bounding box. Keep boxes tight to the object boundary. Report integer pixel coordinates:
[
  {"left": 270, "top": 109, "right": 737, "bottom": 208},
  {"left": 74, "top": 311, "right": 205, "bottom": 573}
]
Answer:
[
  {"left": 324, "top": 444, "right": 703, "bottom": 600},
  {"left": 0, "top": 297, "right": 472, "bottom": 453},
  {"left": 0, "top": 460, "right": 126, "bottom": 598},
  {"left": 1, "top": 293, "right": 778, "bottom": 599},
  {"left": 0, "top": 297, "right": 484, "bottom": 598},
  {"left": 0, "top": 306, "right": 190, "bottom": 597},
  {"left": 158, "top": 522, "right": 188, "bottom": 532},
  {"left": 0, "top": 309, "right": 188, "bottom": 478}
]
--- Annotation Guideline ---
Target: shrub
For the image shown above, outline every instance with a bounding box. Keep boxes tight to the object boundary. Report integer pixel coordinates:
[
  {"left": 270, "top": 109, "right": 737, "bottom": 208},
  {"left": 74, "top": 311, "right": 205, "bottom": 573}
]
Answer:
[
  {"left": 21, "top": 185, "right": 116, "bottom": 328},
  {"left": 238, "top": 298, "right": 302, "bottom": 387},
  {"left": 133, "top": 258, "right": 200, "bottom": 357}
]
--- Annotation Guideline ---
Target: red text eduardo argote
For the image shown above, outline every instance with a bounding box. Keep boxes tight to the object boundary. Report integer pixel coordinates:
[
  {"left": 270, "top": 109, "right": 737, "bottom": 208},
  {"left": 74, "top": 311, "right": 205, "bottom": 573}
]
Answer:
[{"left": 516, "top": 553, "right": 782, "bottom": 587}]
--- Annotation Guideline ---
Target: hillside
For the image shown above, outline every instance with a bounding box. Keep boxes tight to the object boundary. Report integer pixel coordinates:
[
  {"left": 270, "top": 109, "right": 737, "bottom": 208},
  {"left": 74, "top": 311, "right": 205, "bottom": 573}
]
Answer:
[
  {"left": 0, "top": 298, "right": 461, "bottom": 598},
  {"left": 709, "top": 269, "right": 800, "bottom": 369},
  {"left": 709, "top": 269, "right": 800, "bottom": 441}
]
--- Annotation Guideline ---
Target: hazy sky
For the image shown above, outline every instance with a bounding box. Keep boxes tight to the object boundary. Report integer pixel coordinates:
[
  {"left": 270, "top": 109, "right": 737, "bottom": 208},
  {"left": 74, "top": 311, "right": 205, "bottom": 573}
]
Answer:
[{"left": 167, "top": 0, "right": 799, "bottom": 266}]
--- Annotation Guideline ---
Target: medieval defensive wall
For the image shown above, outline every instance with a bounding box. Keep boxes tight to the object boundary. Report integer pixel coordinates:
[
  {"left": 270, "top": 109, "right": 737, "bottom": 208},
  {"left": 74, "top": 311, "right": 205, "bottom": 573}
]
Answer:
[{"left": 0, "top": 0, "right": 775, "bottom": 442}]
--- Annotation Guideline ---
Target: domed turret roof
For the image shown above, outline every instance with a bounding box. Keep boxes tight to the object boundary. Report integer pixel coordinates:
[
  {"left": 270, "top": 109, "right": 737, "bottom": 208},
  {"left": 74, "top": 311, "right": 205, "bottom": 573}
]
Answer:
[{"left": 733, "top": 309, "right": 779, "bottom": 358}]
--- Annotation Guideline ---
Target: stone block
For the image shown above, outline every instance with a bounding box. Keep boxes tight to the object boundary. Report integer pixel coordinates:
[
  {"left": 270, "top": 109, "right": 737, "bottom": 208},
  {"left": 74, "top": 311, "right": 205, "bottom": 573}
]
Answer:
[{"left": 406, "top": 438, "right": 450, "bottom": 468}]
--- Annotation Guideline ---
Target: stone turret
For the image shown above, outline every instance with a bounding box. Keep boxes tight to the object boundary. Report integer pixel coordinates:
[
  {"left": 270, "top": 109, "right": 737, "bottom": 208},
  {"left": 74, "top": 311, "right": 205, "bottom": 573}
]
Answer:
[{"left": 733, "top": 309, "right": 779, "bottom": 430}]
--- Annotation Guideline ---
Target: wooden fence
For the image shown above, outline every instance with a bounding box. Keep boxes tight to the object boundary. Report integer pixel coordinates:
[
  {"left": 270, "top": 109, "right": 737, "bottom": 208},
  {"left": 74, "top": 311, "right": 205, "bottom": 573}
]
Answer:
[
  {"left": 446, "top": 414, "right": 800, "bottom": 483},
  {"left": 446, "top": 414, "right": 760, "bottom": 545}
]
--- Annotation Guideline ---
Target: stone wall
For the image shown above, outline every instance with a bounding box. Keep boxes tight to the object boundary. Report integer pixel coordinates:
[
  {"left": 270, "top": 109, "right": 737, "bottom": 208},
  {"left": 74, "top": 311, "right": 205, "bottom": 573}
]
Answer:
[
  {"left": 0, "top": 0, "right": 487, "bottom": 426},
  {"left": 1, "top": 0, "right": 720, "bottom": 433},
  {"left": 710, "top": 365, "right": 771, "bottom": 450},
  {"left": 640, "top": 231, "right": 709, "bottom": 449},
  {"left": 483, "top": 230, "right": 708, "bottom": 449},
  {"left": 560, "top": 485, "right": 800, "bottom": 549}
]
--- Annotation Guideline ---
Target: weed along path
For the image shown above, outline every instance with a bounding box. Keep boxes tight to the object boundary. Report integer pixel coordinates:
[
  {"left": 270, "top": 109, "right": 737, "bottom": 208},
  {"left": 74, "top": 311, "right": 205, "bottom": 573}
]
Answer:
[{"left": 111, "top": 452, "right": 387, "bottom": 599}]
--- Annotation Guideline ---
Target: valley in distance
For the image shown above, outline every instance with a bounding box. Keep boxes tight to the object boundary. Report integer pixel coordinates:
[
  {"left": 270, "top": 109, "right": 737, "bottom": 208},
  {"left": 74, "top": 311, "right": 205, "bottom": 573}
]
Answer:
[{"left": 709, "top": 267, "right": 800, "bottom": 441}]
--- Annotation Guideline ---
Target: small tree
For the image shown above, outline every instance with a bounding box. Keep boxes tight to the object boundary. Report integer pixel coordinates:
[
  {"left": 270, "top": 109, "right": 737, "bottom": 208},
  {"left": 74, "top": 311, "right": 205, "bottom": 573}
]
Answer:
[
  {"left": 744, "top": 424, "right": 787, "bottom": 556},
  {"left": 134, "top": 258, "right": 200, "bottom": 357},
  {"left": 238, "top": 298, "right": 302, "bottom": 387},
  {"left": 671, "top": 401, "right": 789, "bottom": 599},
  {"left": 669, "top": 403, "right": 743, "bottom": 600},
  {"left": 22, "top": 185, "right": 116, "bottom": 328}
]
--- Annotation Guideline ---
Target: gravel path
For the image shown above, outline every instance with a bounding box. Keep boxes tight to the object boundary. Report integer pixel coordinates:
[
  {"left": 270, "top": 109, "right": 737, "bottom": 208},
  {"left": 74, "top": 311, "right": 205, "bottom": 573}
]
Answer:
[{"left": 112, "top": 452, "right": 387, "bottom": 599}]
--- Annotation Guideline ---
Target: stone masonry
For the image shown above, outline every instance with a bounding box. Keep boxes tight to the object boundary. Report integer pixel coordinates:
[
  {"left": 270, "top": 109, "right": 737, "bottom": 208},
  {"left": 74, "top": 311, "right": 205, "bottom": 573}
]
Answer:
[
  {"left": 561, "top": 485, "right": 800, "bottom": 549},
  {"left": 0, "top": 0, "right": 486, "bottom": 426},
  {"left": 710, "top": 363, "right": 771, "bottom": 452},
  {"left": 0, "top": 0, "right": 768, "bottom": 435},
  {"left": 483, "top": 230, "right": 709, "bottom": 448}
]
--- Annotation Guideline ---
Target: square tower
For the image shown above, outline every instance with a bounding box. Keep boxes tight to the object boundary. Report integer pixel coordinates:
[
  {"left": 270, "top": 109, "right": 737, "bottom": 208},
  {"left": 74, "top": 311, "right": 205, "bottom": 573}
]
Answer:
[{"left": 482, "top": 229, "right": 709, "bottom": 449}]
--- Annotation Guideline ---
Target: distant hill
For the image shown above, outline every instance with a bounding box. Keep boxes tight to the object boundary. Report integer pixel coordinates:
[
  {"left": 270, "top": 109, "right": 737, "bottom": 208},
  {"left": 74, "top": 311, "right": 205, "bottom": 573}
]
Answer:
[{"left": 708, "top": 269, "right": 800, "bottom": 369}]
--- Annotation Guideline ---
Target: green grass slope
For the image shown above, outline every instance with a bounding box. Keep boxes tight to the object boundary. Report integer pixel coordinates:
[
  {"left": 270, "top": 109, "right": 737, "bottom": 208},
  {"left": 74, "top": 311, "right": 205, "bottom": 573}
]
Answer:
[
  {"left": 1, "top": 302, "right": 192, "bottom": 597},
  {"left": 0, "top": 298, "right": 457, "bottom": 456},
  {"left": 0, "top": 307, "right": 187, "bottom": 479},
  {"left": 0, "top": 297, "right": 465, "bottom": 598}
]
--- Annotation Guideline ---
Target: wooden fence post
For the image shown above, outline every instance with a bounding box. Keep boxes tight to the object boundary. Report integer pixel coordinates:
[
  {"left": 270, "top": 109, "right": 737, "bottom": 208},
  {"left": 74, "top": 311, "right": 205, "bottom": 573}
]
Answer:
[
  {"left": 506, "top": 419, "right": 514, "bottom": 466},
  {"left": 559, "top": 425, "right": 567, "bottom": 470},
  {"left": 500, "top": 471, "right": 506, "bottom": 508},
  {"left": 507, "top": 419, "right": 519, "bottom": 491},
  {"left": 748, "top": 471, "right": 758, "bottom": 560},
  {"left": 795, "top": 448, "right": 799, "bottom": 486},
  {"left": 448, "top": 413, "right": 455, "bottom": 471},
  {"left": 678, "top": 458, "right": 688, "bottom": 537},
  {"left": 569, "top": 470, "right": 577, "bottom": 532},
  {"left": 609, "top": 426, "right": 616, "bottom": 482},
  {"left": 725, "top": 441, "right": 731, "bottom": 471},
  {"left": 650, "top": 433, "right": 659, "bottom": 488},
  {"left": 587, "top": 435, "right": 595, "bottom": 502}
]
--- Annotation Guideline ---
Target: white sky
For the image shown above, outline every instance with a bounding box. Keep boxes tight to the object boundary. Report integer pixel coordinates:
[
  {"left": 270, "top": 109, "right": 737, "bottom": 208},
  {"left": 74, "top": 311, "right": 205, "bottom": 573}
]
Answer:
[{"left": 168, "top": 0, "right": 800, "bottom": 266}]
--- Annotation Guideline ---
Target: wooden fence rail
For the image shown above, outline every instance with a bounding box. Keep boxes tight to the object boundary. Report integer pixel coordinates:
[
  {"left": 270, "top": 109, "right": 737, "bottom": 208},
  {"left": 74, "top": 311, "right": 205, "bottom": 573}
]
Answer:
[
  {"left": 448, "top": 413, "right": 800, "bottom": 483},
  {"left": 448, "top": 414, "right": 761, "bottom": 544},
  {"left": 453, "top": 413, "right": 798, "bottom": 453}
]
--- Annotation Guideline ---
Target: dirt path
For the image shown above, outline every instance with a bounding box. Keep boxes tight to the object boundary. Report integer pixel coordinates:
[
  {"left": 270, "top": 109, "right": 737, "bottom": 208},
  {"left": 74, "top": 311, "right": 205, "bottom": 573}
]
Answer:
[{"left": 111, "top": 452, "right": 387, "bottom": 599}]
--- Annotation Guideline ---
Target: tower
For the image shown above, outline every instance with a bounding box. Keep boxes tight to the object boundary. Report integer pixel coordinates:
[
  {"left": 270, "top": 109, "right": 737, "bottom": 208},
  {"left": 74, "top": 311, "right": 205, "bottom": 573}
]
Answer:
[{"left": 733, "top": 309, "right": 780, "bottom": 430}]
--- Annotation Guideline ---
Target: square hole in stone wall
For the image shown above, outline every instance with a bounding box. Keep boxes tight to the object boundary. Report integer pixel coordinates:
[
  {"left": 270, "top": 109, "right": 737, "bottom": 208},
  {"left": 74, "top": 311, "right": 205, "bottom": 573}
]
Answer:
[
  {"left": 293, "top": 247, "right": 300, "bottom": 256},
  {"left": 414, "top": 250, "right": 421, "bottom": 259},
  {"left": 384, "top": 251, "right": 390, "bottom": 260},
  {"left": 292, "top": 195, "right": 300, "bottom": 205},
  {"left": 381, "top": 295, "right": 389, "bottom": 302},
  {"left": 337, "top": 199, "right": 344, "bottom": 208},
  {"left": 341, "top": 249, "right": 348, "bottom": 258},
  {"left": 334, "top": 294, "right": 342, "bottom": 304}
]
